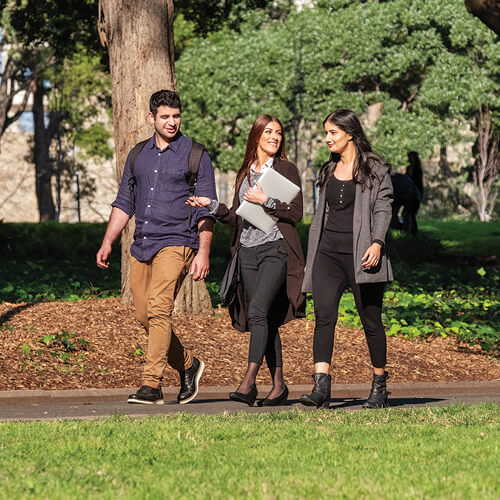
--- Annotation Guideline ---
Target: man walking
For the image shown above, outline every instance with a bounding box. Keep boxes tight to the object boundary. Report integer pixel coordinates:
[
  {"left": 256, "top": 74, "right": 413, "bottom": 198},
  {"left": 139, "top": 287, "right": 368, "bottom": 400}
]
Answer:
[{"left": 96, "top": 90, "right": 217, "bottom": 405}]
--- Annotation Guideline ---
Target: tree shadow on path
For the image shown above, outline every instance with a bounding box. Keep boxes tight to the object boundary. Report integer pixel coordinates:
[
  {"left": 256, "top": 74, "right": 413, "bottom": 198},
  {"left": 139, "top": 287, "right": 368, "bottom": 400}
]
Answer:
[{"left": 0, "top": 303, "right": 35, "bottom": 326}]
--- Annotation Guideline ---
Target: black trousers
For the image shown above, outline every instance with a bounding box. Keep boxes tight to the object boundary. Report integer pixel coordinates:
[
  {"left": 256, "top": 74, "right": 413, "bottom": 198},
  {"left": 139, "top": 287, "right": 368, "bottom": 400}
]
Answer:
[
  {"left": 391, "top": 195, "right": 420, "bottom": 235},
  {"left": 239, "top": 240, "right": 288, "bottom": 366},
  {"left": 312, "top": 249, "right": 387, "bottom": 368}
]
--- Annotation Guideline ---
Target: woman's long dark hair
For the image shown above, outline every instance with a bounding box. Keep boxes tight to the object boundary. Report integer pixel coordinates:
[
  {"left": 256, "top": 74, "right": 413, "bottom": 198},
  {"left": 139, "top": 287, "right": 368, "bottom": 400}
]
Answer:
[
  {"left": 317, "top": 109, "right": 387, "bottom": 190},
  {"left": 235, "top": 114, "right": 287, "bottom": 193}
]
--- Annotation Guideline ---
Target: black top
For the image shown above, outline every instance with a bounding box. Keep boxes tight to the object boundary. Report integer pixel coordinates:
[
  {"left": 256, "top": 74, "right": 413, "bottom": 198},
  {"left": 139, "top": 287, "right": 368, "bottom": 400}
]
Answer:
[
  {"left": 324, "top": 175, "right": 355, "bottom": 233},
  {"left": 317, "top": 175, "right": 355, "bottom": 255}
]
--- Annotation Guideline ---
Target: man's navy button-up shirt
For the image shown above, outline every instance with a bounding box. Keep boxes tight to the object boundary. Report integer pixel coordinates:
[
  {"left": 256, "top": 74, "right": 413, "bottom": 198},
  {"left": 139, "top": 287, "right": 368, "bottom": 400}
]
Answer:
[{"left": 112, "top": 133, "right": 217, "bottom": 262}]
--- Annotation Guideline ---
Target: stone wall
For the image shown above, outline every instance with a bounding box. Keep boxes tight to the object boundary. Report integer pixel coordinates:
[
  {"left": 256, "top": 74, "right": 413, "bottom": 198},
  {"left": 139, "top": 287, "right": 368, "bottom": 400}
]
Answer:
[
  {"left": 0, "top": 131, "right": 241, "bottom": 223},
  {"left": 0, "top": 127, "right": 484, "bottom": 223}
]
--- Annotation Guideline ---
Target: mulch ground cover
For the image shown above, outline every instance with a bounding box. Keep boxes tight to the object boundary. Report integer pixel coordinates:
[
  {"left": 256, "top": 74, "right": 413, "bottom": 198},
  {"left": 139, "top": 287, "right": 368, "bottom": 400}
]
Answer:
[{"left": 0, "top": 298, "right": 499, "bottom": 391}]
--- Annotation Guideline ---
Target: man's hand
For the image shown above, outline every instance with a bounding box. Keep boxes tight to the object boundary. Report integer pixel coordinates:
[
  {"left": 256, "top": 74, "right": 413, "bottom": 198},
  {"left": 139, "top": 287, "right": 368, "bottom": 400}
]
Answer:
[
  {"left": 96, "top": 242, "right": 112, "bottom": 269},
  {"left": 191, "top": 216, "right": 214, "bottom": 280},
  {"left": 190, "top": 251, "right": 210, "bottom": 281},
  {"left": 96, "top": 207, "right": 130, "bottom": 269},
  {"left": 361, "top": 243, "right": 382, "bottom": 268},
  {"left": 186, "top": 196, "right": 211, "bottom": 207}
]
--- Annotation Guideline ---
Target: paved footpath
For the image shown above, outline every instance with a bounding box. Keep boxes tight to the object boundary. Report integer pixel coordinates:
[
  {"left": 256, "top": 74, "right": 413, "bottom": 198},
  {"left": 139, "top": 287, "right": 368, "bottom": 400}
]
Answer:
[{"left": 0, "top": 381, "right": 499, "bottom": 421}]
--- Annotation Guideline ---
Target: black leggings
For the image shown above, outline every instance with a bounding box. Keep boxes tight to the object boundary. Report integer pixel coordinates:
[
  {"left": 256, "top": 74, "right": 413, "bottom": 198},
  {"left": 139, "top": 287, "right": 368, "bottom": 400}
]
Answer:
[
  {"left": 239, "top": 240, "right": 288, "bottom": 366},
  {"left": 312, "top": 249, "right": 387, "bottom": 368}
]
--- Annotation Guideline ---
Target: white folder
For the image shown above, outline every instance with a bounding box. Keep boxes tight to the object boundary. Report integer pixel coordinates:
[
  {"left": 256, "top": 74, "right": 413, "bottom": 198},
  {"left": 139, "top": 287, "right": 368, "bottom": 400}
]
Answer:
[{"left": 236, "top": 167, "right": 300, "bottom": 233}]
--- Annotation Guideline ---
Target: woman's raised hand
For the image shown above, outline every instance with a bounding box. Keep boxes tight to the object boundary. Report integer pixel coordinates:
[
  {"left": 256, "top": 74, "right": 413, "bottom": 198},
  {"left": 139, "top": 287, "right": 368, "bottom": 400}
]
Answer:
[
  {"left": 186, "top": 196, "right": 211, "bottom": 207},
  {"left": 243, "top": 180, "right": 267, "bottom": 205}
]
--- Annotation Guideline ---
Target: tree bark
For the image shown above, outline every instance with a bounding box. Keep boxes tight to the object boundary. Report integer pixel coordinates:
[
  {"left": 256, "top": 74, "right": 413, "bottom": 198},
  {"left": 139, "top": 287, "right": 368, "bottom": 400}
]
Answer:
[
  {"left": 32, "top": 79, "right": 56, "bottom": 221},
  {"left": 99, "top": 0, "right": 176, "bottom": 303},
  {"left": 99, "top": 0, "right": 213, "bottom": 313},
  {"left": 174, "top": 275, "right": 213, "bottom": 314},
  {"left": 465, "top": 0, "right": 500, "bottom": 35},
  {"left": 472, "top": 106, "right": 499, "bottom": 222},
  {"left": 0, "top": 45, "right": 35, "bottom": 140}
]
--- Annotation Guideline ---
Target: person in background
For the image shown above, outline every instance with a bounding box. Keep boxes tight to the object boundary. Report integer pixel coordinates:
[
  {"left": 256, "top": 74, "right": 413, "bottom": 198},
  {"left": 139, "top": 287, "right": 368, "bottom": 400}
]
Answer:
[
  {"left": 300, "top": 109, "right": 394, "bottom": 409},
  {"left": 188, "top": 114, "right": 305, "bottom": 407},
  {"left": 406, "top": 151, "right": 423, "bottom": 199},
  {"left": 391, "top": 151, "right": 423, "bottom": 235}
]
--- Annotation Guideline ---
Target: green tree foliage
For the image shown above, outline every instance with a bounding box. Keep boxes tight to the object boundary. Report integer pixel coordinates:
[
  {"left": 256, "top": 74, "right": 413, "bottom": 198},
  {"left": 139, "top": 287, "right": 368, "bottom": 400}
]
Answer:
[
  {"left": 173, "top": 1, "right": 291, "bottom": 59},
  {"left": 175, "top": 0, "right": 284, "bottom": 36},
  {"left": 177, "top": 14, "right": 295, "bottom": 170},
  {"left": 177, "top": 0, "right": 499, "bottom": 174},
  {"left": 6, "top": 0, "right": 101, "bottom": 57},
  {"left": 1, "top": 0, "right": 112, "bottom": 219},
  {"left": 46, "top": 45, "right": 113, "bottom": 161}
]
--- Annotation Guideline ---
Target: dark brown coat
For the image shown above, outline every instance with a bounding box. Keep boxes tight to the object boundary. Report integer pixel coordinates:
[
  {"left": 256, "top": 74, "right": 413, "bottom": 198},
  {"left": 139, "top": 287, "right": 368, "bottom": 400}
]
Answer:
[{"left": 215, "top": 157, "right": 306, "bottom": 332}]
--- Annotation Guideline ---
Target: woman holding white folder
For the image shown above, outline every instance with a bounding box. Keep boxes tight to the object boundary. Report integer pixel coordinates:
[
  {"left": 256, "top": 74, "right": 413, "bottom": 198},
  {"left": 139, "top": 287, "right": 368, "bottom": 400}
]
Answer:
[
  {"left": 187, "top": 115, "right": 305, "bottom": 406},
  {"left": 300, "top": 109, "right": 394, "bottom": 409}
]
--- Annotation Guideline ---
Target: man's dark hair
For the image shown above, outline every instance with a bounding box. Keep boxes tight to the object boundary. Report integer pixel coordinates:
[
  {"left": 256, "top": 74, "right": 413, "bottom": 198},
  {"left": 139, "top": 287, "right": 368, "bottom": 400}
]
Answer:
[{"left": 149, "top": 90, "right": 182, "bottom": 116}]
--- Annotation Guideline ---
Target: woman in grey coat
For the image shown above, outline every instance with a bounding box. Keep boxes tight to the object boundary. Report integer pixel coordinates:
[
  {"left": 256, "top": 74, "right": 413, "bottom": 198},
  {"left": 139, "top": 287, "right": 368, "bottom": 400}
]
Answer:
[{"left": 300, "top": 109, "right": 394, "bottom": 409}]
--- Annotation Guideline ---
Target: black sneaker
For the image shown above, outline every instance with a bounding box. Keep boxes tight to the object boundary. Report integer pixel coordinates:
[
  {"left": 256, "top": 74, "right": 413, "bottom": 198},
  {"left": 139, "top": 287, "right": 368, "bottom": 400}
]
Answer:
[
  {"left": 127, "top": 385, "right": 164, "bottom": 405},
  {"left": 177, "top": 357, "right": 205, "bottom": 404}
]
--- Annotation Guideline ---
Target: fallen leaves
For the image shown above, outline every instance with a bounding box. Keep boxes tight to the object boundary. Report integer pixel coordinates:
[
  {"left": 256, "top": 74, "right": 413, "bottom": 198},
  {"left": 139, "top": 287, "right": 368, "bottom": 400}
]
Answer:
[{"left": 0, "top": 298, "right": 499, "bottom": 391}]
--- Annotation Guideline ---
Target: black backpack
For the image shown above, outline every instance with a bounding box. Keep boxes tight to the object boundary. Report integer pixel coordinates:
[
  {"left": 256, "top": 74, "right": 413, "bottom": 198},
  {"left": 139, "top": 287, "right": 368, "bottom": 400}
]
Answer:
[{"left": 127, "top": 139, "right": 205, "bottom": 229}]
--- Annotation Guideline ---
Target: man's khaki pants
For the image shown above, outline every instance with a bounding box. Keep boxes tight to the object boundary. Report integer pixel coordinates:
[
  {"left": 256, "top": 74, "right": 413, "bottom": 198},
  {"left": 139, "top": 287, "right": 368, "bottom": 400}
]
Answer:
[{"left": 130, "top": 246, "right": 194, "bottom": 388}]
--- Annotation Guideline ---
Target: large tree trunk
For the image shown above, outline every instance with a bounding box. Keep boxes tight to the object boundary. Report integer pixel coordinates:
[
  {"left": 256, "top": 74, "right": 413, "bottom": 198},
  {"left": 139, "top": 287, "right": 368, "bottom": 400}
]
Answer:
[
  {"left": 99, "top": 0, "right": 176, "bottom": 304},
  {"left": 32, "top": 79, "right": 56, "bottom": 221},
  {"left": 98, "top": 0, "right": 213, "bottom": 312},
  {"left": 465, "top": 0, "right": 500, "bottom": 35},
  {"left": 174, "top": 275, "right": 213, "bottom": 314}
]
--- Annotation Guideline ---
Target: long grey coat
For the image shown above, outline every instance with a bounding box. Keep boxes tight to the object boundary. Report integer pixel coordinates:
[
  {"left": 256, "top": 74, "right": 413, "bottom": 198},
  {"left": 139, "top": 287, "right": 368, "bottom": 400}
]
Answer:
[{"left": 302, "top": 154, "right": 394, "bottom": 293}]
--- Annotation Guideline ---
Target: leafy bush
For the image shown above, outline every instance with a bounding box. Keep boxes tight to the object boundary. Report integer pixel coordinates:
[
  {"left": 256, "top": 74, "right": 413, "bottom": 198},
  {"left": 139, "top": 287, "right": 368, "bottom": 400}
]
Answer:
[
  {"left": 1, "top": 221, "right": 498, "bottom": 353},
  {"left": 306, "top": 265, "right": 499, "bottom": 352},
  {"left": 386, "top": 230, "right": 445, "bottom": 265},
  {"left": 0, "top": 221, "right": 111, "bottom": 260},
  {"left": 21, "top": 330, "right": 90, "bottom": 364},
  {"left": 0, "top": 258, "right": 121, "bottom": 302},
  {"left": 37, "top": 330, "right": 90, "bottom": 363}
]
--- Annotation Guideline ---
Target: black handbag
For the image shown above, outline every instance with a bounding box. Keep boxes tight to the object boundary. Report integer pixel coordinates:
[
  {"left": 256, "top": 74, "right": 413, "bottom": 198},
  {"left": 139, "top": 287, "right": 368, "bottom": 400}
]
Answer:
[{"left": 219, "top": 249, "right": 239, "bottom": 306}]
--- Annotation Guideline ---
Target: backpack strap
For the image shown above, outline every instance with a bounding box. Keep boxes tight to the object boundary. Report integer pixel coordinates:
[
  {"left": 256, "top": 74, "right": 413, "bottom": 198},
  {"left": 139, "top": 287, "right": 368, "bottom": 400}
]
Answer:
[
  {"left": 185, "top": 141, "right": 205, "bottom": 230},
  {"left": 127, "top": 139, "right": 149, "bottom": 206},
  {"left": 127, "top": 139, "right": 206, "bottom": 230},
  {"left": 185, "top": 142, "right": 205, "bottom": 195}
]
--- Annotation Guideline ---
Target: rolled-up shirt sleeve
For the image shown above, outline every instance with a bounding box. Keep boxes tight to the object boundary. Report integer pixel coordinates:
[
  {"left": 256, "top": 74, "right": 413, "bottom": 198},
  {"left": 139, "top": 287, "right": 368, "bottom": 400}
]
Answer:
[
  {"left": 111, "top": 151, "right": 135, "bottom": 217},
  {"left": 193, "top": 151, "right": 217, "bottom": 224}
]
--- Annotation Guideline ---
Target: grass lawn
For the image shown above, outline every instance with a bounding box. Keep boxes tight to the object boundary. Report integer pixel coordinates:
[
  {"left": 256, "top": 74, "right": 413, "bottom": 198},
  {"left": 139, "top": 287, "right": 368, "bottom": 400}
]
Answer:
[
  {"left": 1, "top": 404, "right": 499, "bottom": 499},
  {"left": 418, "top": 220, "right": 500, "bottom": 257}
]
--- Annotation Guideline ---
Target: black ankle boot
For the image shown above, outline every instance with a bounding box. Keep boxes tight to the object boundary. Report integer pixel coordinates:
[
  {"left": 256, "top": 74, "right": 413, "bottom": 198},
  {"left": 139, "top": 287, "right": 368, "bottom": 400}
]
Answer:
[
  {"left": 363, "top": 371, "right": 389, "bottom": 409},
  {"left": 299, "top": 373, "right": 331, "bottom": 408}
]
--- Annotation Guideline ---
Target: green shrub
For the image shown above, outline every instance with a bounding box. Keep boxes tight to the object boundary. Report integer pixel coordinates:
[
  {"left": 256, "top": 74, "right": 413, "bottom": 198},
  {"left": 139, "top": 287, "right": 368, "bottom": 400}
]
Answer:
[
  {"left": 0, "top": 221, "right": 112, "bottom": 260},
  {"left": 1, "top": 221, "right": 498, "bottom": 353}
]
